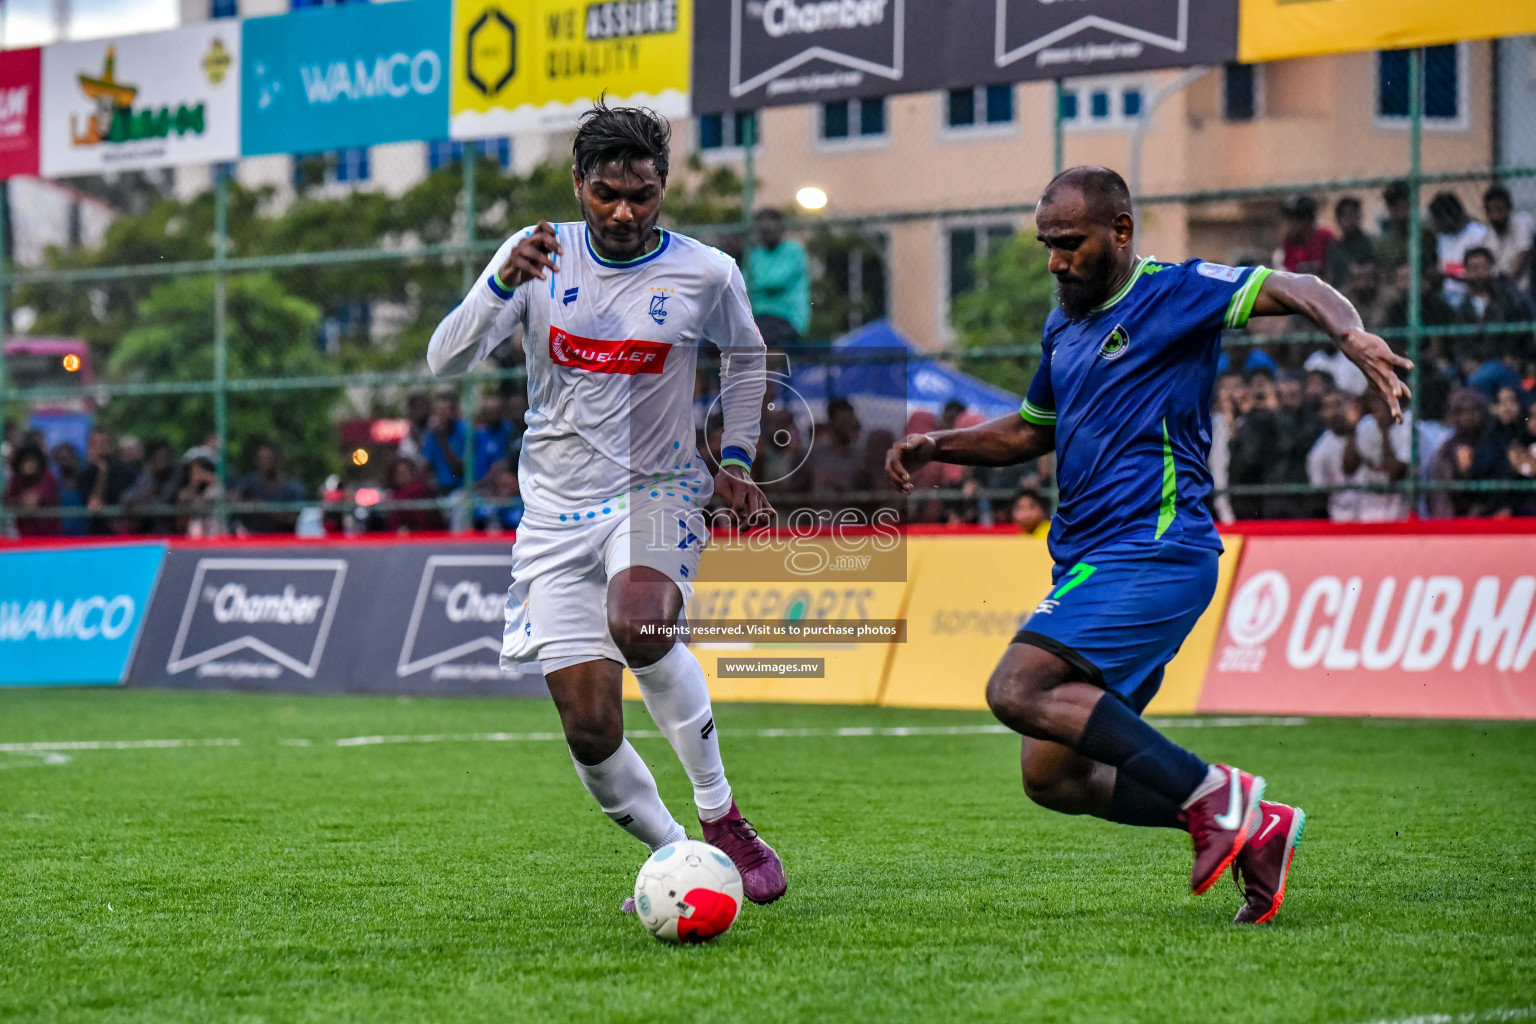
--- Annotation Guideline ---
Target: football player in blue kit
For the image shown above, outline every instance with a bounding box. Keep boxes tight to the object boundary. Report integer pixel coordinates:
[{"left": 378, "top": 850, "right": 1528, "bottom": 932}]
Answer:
[{"left": 886, "top": 167, "right": 1412, "bottom": 924}]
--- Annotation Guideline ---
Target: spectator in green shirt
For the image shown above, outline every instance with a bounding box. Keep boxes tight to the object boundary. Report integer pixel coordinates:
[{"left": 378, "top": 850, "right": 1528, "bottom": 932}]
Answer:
[
  {"left": 747, "top": 208, "right": 811, "bottom": 348},
  {"left": 1373, "top": 180, "right": 1436, "bottom": 278}
]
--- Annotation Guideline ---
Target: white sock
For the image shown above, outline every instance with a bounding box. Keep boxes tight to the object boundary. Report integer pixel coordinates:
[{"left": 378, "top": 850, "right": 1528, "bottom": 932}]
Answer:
[
  {"left": 630, "top": 644, "right": 734, "bottom": 821},
  {"left": 570, "top": 740, "right": 687, "bottom": 851}
]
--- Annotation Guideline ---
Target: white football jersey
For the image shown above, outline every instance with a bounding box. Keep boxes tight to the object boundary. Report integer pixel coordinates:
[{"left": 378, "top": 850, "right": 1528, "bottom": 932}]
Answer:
[{"left": 427, "top": 222, "right": 766, "bottom": 526}]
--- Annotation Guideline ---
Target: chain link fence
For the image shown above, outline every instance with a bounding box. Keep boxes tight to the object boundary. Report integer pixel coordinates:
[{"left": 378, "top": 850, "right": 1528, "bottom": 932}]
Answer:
[{"left": 2, "top": 40, "right": 1535, "bottom": 538}]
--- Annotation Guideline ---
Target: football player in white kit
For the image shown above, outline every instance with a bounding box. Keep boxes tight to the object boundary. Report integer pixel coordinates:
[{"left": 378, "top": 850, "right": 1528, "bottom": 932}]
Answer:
[{"left": 427, "top": 102, "right": 787, "bottom": 907}]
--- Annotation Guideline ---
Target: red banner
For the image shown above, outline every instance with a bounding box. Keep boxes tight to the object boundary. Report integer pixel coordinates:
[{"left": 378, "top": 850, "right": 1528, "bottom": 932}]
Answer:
[
  {"left": 1202, "top": 535, "right": 1536, "bottom": 719},
  {"left": 0, "top": 48, "right": 41, "bottom": 179},
  {"left": 548, "top": 327, "right": 669, "bottom": 375}
]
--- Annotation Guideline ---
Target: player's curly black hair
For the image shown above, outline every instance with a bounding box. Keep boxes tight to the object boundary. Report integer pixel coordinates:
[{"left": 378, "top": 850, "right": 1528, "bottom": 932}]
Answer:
[{"left": 572, "top": 97, "right": 671, "bottom": 184}]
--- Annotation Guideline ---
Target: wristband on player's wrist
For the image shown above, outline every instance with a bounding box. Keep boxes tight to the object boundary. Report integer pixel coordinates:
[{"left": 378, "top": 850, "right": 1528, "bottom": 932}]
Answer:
[
  {"left": 487, "top": 271, "right": 515, "bottom": 299},
  {"left": 720, "top": 445, "right": 753, "bottom": 473}
]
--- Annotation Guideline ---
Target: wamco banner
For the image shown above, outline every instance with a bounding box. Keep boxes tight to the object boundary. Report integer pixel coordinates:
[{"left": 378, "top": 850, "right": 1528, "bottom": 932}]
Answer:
[
  {"left": 0, "top": 543, "right": 165, "bottom": 687},
  {"left": 1202, "top": 535, "right": 1536, "bottom": 719},
  {"left": 130, "top": 542, "right": 545, "bottom": 696},
  {"left": 41, "top": 22, "right": 241, "bottom": 176},
  {"left": 693, "top": 0, "right": 1236, "bottom": 112},
  {"left": 242, "top": 0, "right": 451, "bottom": 156},
  {"left": 451, "top": 0, "right": 692, "bottom": 138}
]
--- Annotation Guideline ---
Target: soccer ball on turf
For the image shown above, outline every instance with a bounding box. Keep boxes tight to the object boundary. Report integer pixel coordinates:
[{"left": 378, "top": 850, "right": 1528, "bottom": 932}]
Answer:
[{"left": 633, "top": 839, "right": 743, "bottom": 944}]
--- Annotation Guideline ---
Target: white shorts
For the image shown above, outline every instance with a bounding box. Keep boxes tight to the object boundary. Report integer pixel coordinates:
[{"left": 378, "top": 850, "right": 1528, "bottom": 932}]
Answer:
[{"left": 501, "top": 497, "right": 708, "bottom": 670}]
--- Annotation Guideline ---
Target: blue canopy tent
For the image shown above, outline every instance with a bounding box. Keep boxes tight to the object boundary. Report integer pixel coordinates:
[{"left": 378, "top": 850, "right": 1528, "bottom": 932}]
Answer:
[{"left": 784, "top": 321, "right": 1022, "bottom": 433}]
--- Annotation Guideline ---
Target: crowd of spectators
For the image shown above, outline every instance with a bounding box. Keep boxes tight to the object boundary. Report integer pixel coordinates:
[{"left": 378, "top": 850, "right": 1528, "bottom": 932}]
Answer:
[{"left": 3, "top": 185, "right": 1532, "bottom": 539}]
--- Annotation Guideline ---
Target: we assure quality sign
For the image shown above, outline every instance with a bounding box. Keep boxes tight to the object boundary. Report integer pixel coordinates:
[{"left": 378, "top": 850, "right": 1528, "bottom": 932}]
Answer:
[{"left": 241, "top": 0, "right": 451, "bottom": 156}]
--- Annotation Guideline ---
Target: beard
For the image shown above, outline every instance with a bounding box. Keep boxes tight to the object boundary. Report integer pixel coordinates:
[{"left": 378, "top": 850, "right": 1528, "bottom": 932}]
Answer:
[{"left": 1054, "top": 249, "right": 1117, "bottom": 319}]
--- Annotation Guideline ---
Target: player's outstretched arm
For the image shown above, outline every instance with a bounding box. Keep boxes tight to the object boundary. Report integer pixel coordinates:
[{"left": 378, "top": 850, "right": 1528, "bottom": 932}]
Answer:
[
  {"left": 426, "top": 223, "right": 561, "bottom": 377},
  {"left": 885, "top": 415, "right": 1054, "bottom": 493},
  {"left": 1250, "top": 270, "right": 1414, "bottom": 422}
]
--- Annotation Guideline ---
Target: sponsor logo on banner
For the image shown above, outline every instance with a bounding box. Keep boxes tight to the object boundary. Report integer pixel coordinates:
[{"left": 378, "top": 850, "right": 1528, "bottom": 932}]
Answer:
[
  {"left": 549, "top": 326, "right": 669, "bottom": 375},
  {"left": 729, "top": 0, "right": 901, "bottom": 99},
  {"left": 166, "top": 558, "right": 346, "bottom": 680},
  {"left": 0, "top": 544, "right": 165, "bottom": 686},
  {"left": 995, "top": 0, "right": 1190, "bottom": 70},
  {"left": 450, "top": 0, "right": 690, "bottom": 138},
  {"left": 1204, "top": 536, "right": 1536, "bottom": 719},
  {"left": 0, "top": 49, "right": 41, "bottom": 178},
  {"left": 41, "top": 23, "right": 241, "bottom": 176},
  {"left": 397, "top": 555, "right": 513, "bottom": 680},
  {"left": 241, "top": 0, "right": 451, "bottom": 155}
]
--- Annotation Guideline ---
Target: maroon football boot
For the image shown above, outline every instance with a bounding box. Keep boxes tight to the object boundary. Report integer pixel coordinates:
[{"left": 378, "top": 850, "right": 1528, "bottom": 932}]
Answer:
[
  {"left": 1233, "top": 800, "right": 1306, "bottom": 924},
  {"left": 1181, "top": 764, "right": 1265, "bottom": 895},
  {"left": 701, "top": 802, "right": 787, "bottom": 905}
]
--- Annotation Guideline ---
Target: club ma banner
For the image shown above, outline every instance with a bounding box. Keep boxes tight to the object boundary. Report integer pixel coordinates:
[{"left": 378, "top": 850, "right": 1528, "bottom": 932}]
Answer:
[
  {"left": 242, "top": 0, "right": 451, "bottom": 156},
  {"left": 41, "top": 22, "right": 241, "bottom": 177},
  {"left": 451, "top": 0, "right": 691, "bottom": 139},
  {"left": 1238, "top": 0, "right": 1536, "bottom": 63},
  {"left": 0, "top": 48, "right": 41, "bottom": 179}
]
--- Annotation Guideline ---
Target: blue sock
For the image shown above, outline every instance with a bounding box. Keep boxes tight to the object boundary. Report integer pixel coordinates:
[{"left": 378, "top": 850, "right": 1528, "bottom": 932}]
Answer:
[
  {"left": 1075, "top": 693, "right": 1207, "bottom": 805},
  {"left": 1107, "top": 772, "right": 1187, "bottom": 829}
]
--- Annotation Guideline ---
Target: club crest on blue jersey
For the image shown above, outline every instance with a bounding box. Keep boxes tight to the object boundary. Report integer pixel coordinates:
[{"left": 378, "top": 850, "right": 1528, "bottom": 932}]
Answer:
[
  {"left": 1098, "top": 324, "right": 1130, "bottom": 361},
  {"left": 649, "top": 294, "right": 669, "bottom": 325},
  {"left": 563, "top": 287, "right": 579, "bottom": 305}
]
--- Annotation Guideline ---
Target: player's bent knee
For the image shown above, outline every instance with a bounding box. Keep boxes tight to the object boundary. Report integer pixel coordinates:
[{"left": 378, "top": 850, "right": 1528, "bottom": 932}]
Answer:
[
  {"left": 986, "top": 661, "right": 1049, "bottom": 734},
  {"left": 1022, "top": 765, "right": 1087, "bottom": 814},
  {"left": 562, "top": 710, "right": 625, "bottom": 766}
]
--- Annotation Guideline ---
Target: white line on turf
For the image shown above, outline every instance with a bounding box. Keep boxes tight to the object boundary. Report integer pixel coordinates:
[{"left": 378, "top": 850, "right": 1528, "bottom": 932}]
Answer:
[
  {"left": 0, "top": 717, "right": 1310, "bottom": 756},
  {"left": 1359, "top": 1008, "right": 1536, "bottom": 1024},
  {"left": 0, "top": 738, "right": 241, "bottom": 752},
  {"left": 322, "top": 718, "right": 1307, "bottom": 748}
]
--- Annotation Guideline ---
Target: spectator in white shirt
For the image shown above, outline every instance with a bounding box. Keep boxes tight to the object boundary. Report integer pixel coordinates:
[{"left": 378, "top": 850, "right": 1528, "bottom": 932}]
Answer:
[
  {"left": 1348, "top": 389, "right": 1414, "bottom": 522},
  {"left": 1482, "top": 184, "right": 1533, "bottom": 291},
  {"left": 1307, "top": 391, "right": 1364, "bottom": 522},
  {"left": 1430, "top": 191, "right": 1490, "bottom": 304}
]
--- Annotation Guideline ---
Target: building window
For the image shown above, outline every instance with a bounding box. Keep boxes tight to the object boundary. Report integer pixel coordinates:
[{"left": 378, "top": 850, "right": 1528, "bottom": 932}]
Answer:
[
  {"left": 210, "top": 0, "right": 238, "bottom": 17},
  {"left": 1058, "top": 80, "right": 1146, "bottom": 129},
  {"left": 427, "top": 138, "right": 513, "bottom": 173},
  {"left": 1377, "top": 45, "right": 1462, "bottom": 122},
  {"left": 946, "top": 84, "right": 1014, "bottom": 129},
  {"left": 698, "top": 111, "right": 757, "bottom": 151},
  {"left": 811, "top": 233, "right": 888, "bottom": 336},
  {"left": 947, "top": 224, "right": 1015, "bottom": 305},
  {"left": 293, "top": 148, "right": 371, "bottom": 189},
  {"left": 334, "top": 147, "right": 370, "bottom": 183},
  {"left": 821, "top": 97, "right": 886, "bottom": 141},
  {"left": 1223, "top": 63, "right": 1257, "bottom": 121}
]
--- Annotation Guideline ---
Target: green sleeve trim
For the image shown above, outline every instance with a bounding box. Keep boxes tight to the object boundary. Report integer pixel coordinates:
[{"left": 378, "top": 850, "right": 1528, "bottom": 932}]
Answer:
[
  {"left": 1019, "top": 399, "right": 1057, "bottom": 426},
  {"left": 1224, "top": 266, "right": 1273, "bottom": 329},
  {"left": 1154, "top": 418, "right": 1177, "bottom": 540},
  {"left": 719, "top": 457, "right": 752, "bottom": 472}
]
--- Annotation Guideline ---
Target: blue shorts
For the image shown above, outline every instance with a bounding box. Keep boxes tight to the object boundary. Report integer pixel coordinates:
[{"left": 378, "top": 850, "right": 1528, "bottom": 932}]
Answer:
[{"left": 1011, "top": 543, "right": 1219, "bottom": 714}]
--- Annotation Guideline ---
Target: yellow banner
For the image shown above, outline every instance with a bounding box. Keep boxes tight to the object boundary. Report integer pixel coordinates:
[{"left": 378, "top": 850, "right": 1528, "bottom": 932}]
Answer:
[
  {"left": 451, "top": 0, "right": 690, "bottom": 139},
  {"left": 880, "top": 535, "right": 1244, "bottom": 715},
  {"left": 1239, "top": 0, "right": 1536, "bottom": 63},
  {"left": 623, "top": 539, "right": 907, "bottom": 706}
]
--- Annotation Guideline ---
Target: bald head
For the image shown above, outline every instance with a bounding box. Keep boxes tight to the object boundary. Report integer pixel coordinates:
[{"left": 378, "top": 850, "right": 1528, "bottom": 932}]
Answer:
[
  {"left": 1040, "top": 166, "right": 1132, "bottom": 224},
  {"left": 1035, "top": 165, "right": 1137, "bottom": 319}
]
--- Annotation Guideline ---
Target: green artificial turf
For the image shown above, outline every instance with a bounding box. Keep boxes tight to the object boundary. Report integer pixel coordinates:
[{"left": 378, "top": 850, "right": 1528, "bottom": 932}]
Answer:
[{"left": 1, "top": 689, "right": 1532, "bottom": 1024}]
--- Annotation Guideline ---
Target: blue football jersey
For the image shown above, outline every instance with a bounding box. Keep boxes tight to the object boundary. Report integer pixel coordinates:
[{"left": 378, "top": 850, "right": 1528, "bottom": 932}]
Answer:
[{"left": 1022, "top": 256, "right": 1272, "bottom": 566}]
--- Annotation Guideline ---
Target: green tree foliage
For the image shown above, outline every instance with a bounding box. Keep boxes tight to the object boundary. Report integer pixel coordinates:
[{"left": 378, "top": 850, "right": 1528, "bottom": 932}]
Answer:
[
  {"left": 807, "top": 229, "right": 886, "bottom": 341},
  {"left": 949, "top": 232, "right": 1057, "bottom": 395},
  {"left": 101, "top": 274, "right": 339, "bottom": 486}
]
